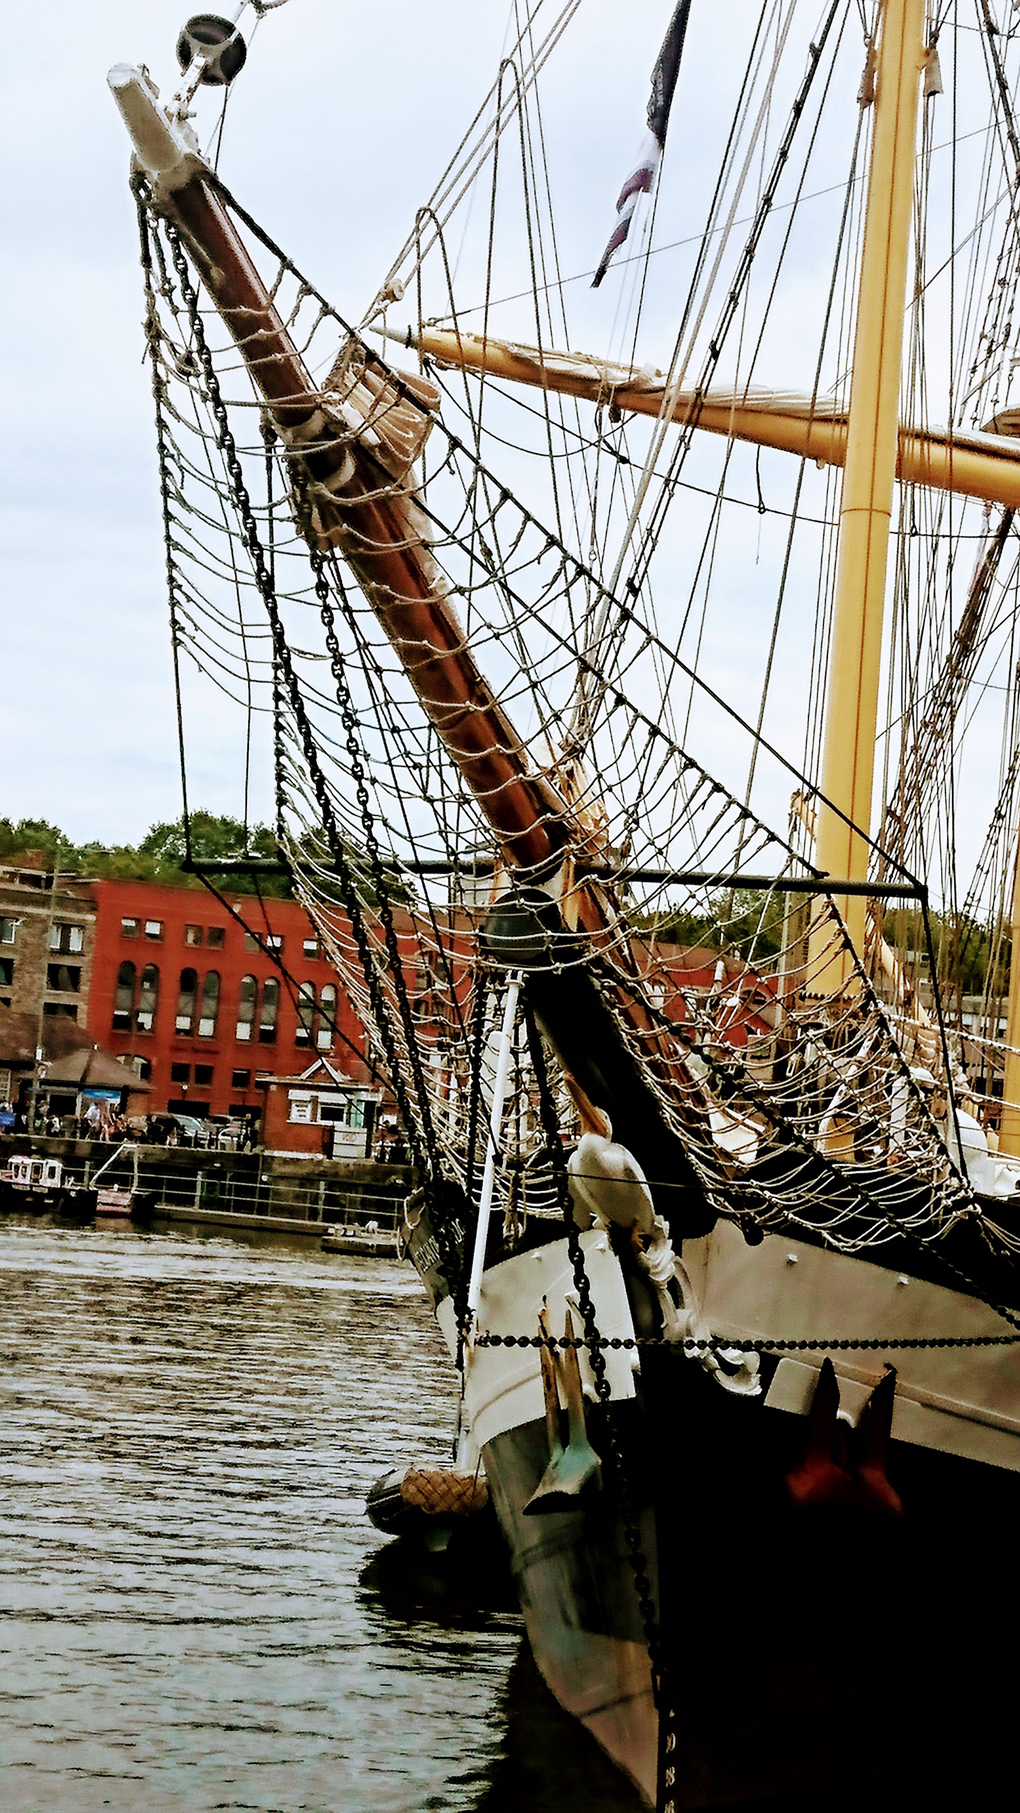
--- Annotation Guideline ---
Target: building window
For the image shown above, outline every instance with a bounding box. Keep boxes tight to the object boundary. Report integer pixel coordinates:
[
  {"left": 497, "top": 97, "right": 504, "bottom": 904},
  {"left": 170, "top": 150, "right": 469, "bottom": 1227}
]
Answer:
[
  {"left": 194, "top": 1064, "right": 214, "bottom": 1087},
  {"left": 318, "top": 983, "right": 337, "bottom": 1050},
  {"left": 170, "top": 1062, "right": 191, "bottom": 1084},
  {"left": 136, "top": 963, "right": 159, "bottom": 1033},
  {"left": 317, "top": 1096, "right": 349, "bottom": 1123},
  {"left": 43, "top": 1003, "right": 78, "bottom": 1021},
  {"left": 231, "top": 1069, "right": 251, "bottom": 1090},
  {"left": 50, "top": 922, "right": 84, "bottom": 955},
  {"left": 184, "top": 925, "right": 203, "bottom": 947},
  {"left": 0, "top": 958, "right": 13, "bottom": 989},
  {"left": 258, "top": 976, "right": 279, "bottom": 1043},
  {"left": 295, "top": 981, "right": 316, "bottom": 1047},
  {"left": 46, "top": 964, "right": 81, "bottom": 993},
  {"left": 236, "top": 974, "right": 257, "bottom": 1043},
  {"left": 113, "top": 960, "right": 136, "bottom": 1031},
  {"left": 243, "top": 931, "right": 282, "bottom": 953},
  {"left": 302, "top": 937, "right": 319, "bottom": 960},
  {"left": 176, "top": 967, "right": 197, "bottom": 1035},
  {"left": 125, "top": 1055, "right": 152, "bottom": 1082},
  {"left": 1, "top": 918, "right": 18, "bottom": 944},
  {"left": 144, "top": 920, "right": 164, "bottom": 940},
  {"left": 120, "top": 917, "right": 139, "bottom": 939},
  {"left": 207, "top": 926, "right": 225, "bottom": 949},
  {"left": 198, "top": 971, "right": 220, "bottom": 1038}
]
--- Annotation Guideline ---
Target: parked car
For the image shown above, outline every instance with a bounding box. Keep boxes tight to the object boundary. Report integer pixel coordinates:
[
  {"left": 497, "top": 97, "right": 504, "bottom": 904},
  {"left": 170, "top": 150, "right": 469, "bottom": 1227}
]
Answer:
[{"left": 209, "top": 1116, "right": 245, "bottom": 1152}]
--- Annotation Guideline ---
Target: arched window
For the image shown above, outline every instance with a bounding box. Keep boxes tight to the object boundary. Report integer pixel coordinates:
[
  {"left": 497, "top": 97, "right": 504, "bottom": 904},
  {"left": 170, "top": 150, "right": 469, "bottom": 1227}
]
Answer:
[
  {"left": 296, "top": 981, "right": 316, "bottom": 1047},
  {"left": 317, "top": 983, "right": 337, "bottom": 1050},
  {"left": 258, "top": 976, "right": 279, "bottom": 1044},
  {"left": 198, "top": 971, "right": 220, "bottom": 1038},
  {"left": 236, "top": 975, "right": 257, "bottom": 1042},
  {"left": 135, "top": 964, "right": 159, "bottom": 1033},
  {"left": 176, "top": 967, "right": 197, "bottom": 1035},
  {"left": 113, "top": 961, "right": 135, "bottom": 1032}
]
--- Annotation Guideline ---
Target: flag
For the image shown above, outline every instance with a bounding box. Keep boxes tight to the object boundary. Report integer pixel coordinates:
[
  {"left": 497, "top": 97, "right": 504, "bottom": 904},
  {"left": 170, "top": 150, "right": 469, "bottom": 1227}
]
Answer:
[{"left": 592, "top": 0, "right": 692, "bottom": 288}]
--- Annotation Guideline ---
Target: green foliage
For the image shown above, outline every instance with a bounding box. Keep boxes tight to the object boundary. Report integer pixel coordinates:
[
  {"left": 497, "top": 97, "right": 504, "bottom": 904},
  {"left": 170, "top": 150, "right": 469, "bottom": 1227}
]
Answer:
[
  {"left": 0, "top": 811, "right": 412, "bottom": 908},
  {"left": 0, "top": 817, "right": 76, "bottom": 865},
  {"left": 882, "top": 905, "right": 1009, "bottom": 1001},
  {"left": 137, "top": 813, "right": 292, "bottom": 897},
  {"left": 636, "top": 887, "right": 785, "bottom": 958},
  {"left": 0, "top": 812, "right": 292, "bottom": 897}
]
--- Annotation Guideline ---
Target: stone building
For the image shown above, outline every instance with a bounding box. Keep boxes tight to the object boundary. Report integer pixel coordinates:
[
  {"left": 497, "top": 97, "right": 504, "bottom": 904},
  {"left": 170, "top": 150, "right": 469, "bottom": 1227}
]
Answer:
[{"left": 0, "top": 857, "right": 97, "bottom": 1105}]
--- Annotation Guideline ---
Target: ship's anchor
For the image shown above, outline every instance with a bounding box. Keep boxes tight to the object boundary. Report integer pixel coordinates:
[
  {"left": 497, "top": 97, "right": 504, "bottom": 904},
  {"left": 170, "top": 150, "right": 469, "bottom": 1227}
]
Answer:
[
  {"left": 524, "top": 1304, "right": 602, "bottom": 1515},
  {"left": 786, "top": 1357, "right": 903, "bottom": 1515}
]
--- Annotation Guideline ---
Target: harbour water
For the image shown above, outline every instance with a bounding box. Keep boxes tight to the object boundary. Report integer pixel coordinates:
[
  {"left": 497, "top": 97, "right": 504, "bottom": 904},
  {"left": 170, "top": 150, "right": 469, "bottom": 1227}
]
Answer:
[{"left": 0, "top": 1218, "right": 642, "bottom": 1812}]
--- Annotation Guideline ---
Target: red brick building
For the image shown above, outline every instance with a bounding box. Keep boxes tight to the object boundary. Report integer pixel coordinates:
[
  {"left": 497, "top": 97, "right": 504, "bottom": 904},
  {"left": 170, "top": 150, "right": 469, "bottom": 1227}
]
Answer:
[
  {"left": 85, "top": 879, "right": 374, "bottom": 1124},
  {"left": 78, "top": 878, "right": 775, "bottom": 1148}
]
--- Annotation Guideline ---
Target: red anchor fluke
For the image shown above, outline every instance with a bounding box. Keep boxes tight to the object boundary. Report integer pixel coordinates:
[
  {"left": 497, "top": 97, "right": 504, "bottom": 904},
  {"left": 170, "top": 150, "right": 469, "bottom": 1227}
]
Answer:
[{"left": 786, "top": 1359, "right": 903, "bottom": 1515}]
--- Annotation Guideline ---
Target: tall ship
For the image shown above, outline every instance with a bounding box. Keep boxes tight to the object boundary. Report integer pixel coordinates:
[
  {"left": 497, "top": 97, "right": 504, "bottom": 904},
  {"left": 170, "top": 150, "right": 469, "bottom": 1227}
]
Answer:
[{"left": 110, "top": 4, "right": 1020, "bottom": 1804}]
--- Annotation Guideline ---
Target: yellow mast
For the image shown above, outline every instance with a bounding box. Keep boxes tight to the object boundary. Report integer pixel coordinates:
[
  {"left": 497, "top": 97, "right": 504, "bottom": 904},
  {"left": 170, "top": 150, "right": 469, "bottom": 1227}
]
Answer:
[
  {"left": 410, "top": 7, "right": 1020, "bottom": 1130},
  {"left": 414, "top": 3, "right": 924, "bottom": 985},
  {"left": 810, "top": 0, "right": 926, "bottom": 978},
  {"left": 1000, "top": 839, "right": 1020, "bottom": 1155}
]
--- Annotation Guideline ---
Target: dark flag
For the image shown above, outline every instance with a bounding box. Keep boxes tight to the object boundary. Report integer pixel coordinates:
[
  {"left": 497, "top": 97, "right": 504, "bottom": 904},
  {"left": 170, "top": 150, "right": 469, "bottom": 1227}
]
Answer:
[{"left": 592, "top": 0, "right": 692, "bottom": 288}]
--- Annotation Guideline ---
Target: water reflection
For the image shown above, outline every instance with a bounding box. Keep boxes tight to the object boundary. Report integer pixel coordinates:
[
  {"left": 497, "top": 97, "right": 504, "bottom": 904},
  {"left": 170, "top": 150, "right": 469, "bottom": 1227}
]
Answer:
[
  {"left": 0, "top": 1218, "right": 517, "bottom": 1811},
  {"left": 0, "top": 1214, "right": 647, "bottom": 1812},
  {"left": 359, "top": 1534, "right": 518, "bottom": 1630}
]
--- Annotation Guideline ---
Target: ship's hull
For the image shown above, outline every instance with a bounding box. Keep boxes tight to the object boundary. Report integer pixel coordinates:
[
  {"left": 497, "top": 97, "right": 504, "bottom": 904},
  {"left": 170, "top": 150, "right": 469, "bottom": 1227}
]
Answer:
[{"left": 423, "top": 1219, "right": 1020, "bottom": 1807}]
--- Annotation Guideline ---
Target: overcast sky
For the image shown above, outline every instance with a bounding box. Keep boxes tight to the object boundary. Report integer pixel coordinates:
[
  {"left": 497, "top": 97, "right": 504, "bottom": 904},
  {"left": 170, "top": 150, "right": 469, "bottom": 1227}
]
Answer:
[
  {"left": 1, "top": 0, "right": 692, "bottom": 846},
  {"left": 4, "top": 1, "right": 1001, "bottom": 892}
]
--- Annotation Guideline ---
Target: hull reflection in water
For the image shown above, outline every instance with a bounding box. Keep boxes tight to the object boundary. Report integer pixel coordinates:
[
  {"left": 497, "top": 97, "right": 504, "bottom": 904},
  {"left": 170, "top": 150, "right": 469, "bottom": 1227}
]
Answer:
[{"left": 357, "top": 1536, "right": 643, "bottom": 1812}]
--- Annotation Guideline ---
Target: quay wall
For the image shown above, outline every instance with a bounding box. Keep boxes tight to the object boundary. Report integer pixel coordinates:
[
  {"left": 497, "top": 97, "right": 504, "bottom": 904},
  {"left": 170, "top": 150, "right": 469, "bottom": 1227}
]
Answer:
[{"left": 0, "top": 1134, "right": 413, "bottom": 1230}]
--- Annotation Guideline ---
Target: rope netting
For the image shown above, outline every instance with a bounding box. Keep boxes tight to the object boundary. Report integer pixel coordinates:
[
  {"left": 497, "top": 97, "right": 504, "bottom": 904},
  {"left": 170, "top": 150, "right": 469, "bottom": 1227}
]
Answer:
[{"left": 134, "top": 177, "right": 1007, "bottom": 1279}]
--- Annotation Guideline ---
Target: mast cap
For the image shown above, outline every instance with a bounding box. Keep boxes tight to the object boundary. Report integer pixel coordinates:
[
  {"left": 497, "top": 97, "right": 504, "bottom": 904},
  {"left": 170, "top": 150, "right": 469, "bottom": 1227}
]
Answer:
[{"left": 176, "top": 14, "right": 247, "bottom": 86}]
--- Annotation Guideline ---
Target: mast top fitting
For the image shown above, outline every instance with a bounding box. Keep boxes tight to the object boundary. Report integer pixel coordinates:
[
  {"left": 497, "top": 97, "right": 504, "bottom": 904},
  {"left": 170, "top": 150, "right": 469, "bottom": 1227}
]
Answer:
[{"left": 176, "top": 14, "right": 247, "bottom": 87}]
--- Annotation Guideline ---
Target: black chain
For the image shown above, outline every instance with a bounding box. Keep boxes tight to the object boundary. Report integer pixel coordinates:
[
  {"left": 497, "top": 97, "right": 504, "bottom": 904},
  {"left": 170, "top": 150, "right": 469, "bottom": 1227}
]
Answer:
[
  {"left": 285, "top": 469, "right": 444, "bottom": 1183},
  {"left": 262, "top": 419, "right": 286, "bottom": 848},
  {"left": 523, "top": 1000, "right": 664, "bottom": 1704},
  {"left": 143, "top": 191, "right": 463, "bottom": 1296},
  {"left": 135, "top": 185, "right": 193, "bottom": 846},
  {"left": 475, "top": 1330, "right": 1020, "bottom": 1352}
]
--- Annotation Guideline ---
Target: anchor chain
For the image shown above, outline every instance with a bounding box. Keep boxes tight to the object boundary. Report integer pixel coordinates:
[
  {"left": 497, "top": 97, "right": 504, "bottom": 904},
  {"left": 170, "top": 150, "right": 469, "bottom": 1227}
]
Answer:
[
  {"left": 137, "top": 182, "right": 464, "bottom": 1300},
  {"left": 523, "top": 1002, "right": 665, "bottom": 1706}
]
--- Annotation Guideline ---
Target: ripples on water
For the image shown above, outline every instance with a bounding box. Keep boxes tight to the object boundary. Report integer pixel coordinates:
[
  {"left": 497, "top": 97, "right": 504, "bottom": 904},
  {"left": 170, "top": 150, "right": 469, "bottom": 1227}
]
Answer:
[{"left": 0, "top": 1220, "right": 642, "bottom": 1813}]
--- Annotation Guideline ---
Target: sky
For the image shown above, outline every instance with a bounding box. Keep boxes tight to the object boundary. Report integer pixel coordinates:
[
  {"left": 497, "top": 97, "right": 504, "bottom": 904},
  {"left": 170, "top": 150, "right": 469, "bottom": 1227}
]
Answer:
[
  {"left": 0, "top": 0, "right": 684, "bottom": 847},
  {"left": 0, "top": 1, "right": 1010, "bottom": 895}
]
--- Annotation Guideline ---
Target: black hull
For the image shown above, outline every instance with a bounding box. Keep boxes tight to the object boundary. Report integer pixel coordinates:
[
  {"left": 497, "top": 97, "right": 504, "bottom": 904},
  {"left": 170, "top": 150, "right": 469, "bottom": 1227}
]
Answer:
[
  {"left": 484, "top": 1348, "right": 1019, "bottom": 1807},
  {"left": 411, "top": 1199, "right": 1020, "bottom": 1807}
]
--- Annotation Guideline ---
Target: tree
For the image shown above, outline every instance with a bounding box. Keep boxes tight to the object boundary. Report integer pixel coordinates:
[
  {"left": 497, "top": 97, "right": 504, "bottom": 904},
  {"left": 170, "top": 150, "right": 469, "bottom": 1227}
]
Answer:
[
  {"left": 139, "top": 811, "right": 278, "bottom": 868},
  {"left": 137, "top": 812, "right": 292, "bottom": 897},
  {"left": 0, "top": 811, "right": 293, "bottom": 896},
  {"left": 0, "top": 817, "right": 76, "bottom": 866},
  {"left": 636, "top": 888, "right": 784, "bottom": 959}
]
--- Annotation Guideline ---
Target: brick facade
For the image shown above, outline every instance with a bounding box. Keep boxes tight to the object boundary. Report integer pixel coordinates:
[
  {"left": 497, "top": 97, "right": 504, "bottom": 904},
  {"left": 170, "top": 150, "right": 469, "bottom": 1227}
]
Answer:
[{"left": 85, "top": 879, "right": 373, "bottom": 1120}]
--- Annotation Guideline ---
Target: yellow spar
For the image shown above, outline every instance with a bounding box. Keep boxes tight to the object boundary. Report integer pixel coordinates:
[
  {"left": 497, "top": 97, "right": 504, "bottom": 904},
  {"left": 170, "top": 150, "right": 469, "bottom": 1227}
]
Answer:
[{"left": 412, "top": 326, "right": 1020, "bottom": 512}]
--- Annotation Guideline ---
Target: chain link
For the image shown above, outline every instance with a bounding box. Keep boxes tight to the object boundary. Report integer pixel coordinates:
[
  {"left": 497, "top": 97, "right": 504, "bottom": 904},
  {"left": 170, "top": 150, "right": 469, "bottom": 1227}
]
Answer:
[
  {"left": 285, "top": 472, "right": 445, "bottom": 1183},
  {"left": 139, "top": 186, "right": 464, "bottom": 1300},
  {"left": 523, "top": 1001, "right": 664, "bottom": 1704},
  {"left": 475, "top": 1330, "right": 1020, "bottom": 1352}
]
